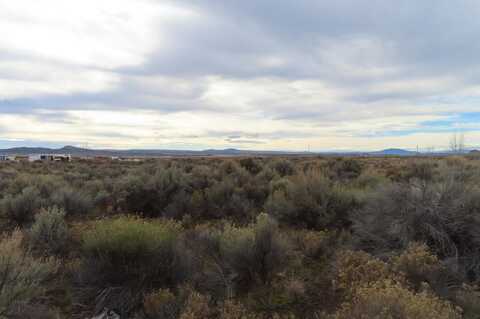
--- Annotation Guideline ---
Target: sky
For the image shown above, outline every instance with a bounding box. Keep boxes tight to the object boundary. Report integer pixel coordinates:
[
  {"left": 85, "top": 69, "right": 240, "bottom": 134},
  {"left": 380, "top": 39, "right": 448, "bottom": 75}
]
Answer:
[{"left": 1, "top": 0, "right": 480, "bottom": 151}]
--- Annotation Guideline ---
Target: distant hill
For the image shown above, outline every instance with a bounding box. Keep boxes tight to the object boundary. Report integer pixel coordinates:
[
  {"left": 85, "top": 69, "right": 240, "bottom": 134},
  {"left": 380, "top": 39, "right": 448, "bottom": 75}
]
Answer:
[
  {"left": 0, "top": 145, "right": 442, "bottom": 157},
  {"left": 368, "top": 148, "right": 418, "bottom": 156},
  {"left": 0, "top": 146, "right": 312, "bottom": 157}
]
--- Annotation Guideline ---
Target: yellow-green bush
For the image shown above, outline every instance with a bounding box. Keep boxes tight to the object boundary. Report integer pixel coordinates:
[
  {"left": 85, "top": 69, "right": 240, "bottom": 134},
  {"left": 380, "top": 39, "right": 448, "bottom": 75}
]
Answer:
[
  {"left": 331, "top": 279, "right": 461, "bottom": 319},
  {"left": 144, "top": 289, "right": 180, "bottom": 319},
  {"left": 290, "top": 230, "right": 330, "bottom": 260},
  {"left": 0, "top": 230, "right": 58, "bottom": 317},
  {"left": 333, "top": 250, "right": 397, "bottom": 297},
  {"left": 179, "top": 291, "right": 213, "bottom": 319},
  {"left": 221, "top": 213, "right": 291, "bottom": 289},
  {"left": 28, "top": 206, "right": 69, "bottom": 255},
  {"left": 265, "top": 171, "right": 357, "bottom": 230},
  {"left": 391, "top": 242, "right": 441, "bottom": 289},
  {"left": 82, "top": 216, "right": 183, "bottom": 287}
]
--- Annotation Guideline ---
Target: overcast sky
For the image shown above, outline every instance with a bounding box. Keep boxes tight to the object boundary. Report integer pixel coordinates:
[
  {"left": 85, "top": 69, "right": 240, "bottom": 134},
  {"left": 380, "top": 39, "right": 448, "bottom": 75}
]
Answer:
[{"left": 1, "top": 0, "right": 480, "bottom": 150}]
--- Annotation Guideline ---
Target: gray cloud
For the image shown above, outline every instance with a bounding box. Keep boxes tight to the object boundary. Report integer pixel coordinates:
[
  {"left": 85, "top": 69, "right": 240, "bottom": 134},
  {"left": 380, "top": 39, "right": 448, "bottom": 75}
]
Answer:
[
  {"left": 132, "top": 0, "right": 480, "bottom": 82},
  {"left": 3, "top": 0, "right": 480, "bottom": 148}
]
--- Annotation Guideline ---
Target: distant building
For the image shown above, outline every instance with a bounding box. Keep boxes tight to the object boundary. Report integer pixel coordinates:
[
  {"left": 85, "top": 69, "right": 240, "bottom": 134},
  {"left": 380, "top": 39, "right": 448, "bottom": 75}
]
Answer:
[
  {"left": 15, "top": 155, "right": 30, "bottom": 162},
  {"left": 0, "top": 155, "right": 15, "bottom": 161},
  {"left": 29, "top": 154, "right": 72, "bottom": 162},
  {"left": 28, "top": 154, "right": 41, "bottom": 162},
  {"left": 118, "top": 157, "right": 144, "bottom": 162}
]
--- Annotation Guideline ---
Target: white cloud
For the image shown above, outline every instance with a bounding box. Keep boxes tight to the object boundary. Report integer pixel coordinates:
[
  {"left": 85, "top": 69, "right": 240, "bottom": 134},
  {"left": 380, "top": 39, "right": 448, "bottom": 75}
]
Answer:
[
  {"left": 0, "top": 0, "right": 197, "bottom": 98},
  {"left": 0, "top": 0, "right": 194, "bottom": 68},
  {"left": 2, "top": 0, "right": 480, "bottom": 150},
  {"left": 0, "top": 61, "right": 119, "bottom": 98}
]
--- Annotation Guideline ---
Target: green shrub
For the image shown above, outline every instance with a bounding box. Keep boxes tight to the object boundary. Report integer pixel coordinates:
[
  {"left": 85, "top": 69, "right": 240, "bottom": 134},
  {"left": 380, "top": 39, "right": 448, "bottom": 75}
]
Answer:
[
  {"left": 1, "top": 186, "right": 42, "bottom": 226},
  {"left": 117, "top": 168, "right": 190, "bottom": 218},
  {"left": 205, "top": 180, "right": 254, "bottom": 221},
  {"left": 0, "top": 230, "right": 58, "bottom": 317},
  {"left": 270, "top": 159, "right": 295, "bottom": 177},
  {"left": 82, "top": 216, "right": 184, "bottom": 288},
  {"left": 404, "top": 160, "right": 438, "bottom": 183},
  {"left": 265, "top": 172, "right": 357, "bottom": 230},
  {"left": 352, "top": 179, "right": 480, "bottom": 279},
  {"left": 290, "top": 230, "right": 331, "bottom": 261},
  {"left": 50, "top": 187, "right": 93, "bottom": 215},
  {"left": 28, "top": 207, "right": 69, "bottom": 255},
  {"left": 354, "top": 169, "right": 387, "bottom": 189},
  {"left": 221, "top": 214, "right": 291, "bottom": 290},
  {"left": 93, "top": 189, "right": 111, "bottom": 210},
  {"left": 6, "top": 174, "right": 64, "bottom": 200},
  {"left": 81, "top": 216, "right": 186, "bottom": 315},
  {"left": 239, "top": 158, "right": 262, "bottom": 175},
  {"left": 182, "top": 225, "right": 230, "bottom": 300},
  {"left": 328, "top": 158, "right": 363, "bottom": 180}
]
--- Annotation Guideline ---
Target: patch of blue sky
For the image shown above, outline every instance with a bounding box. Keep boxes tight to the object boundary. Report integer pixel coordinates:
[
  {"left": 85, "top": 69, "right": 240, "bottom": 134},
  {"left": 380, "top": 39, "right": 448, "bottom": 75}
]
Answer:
[
  {"left": 422, "top": 112, "right": 480, "bottom": 128},
  {"left": 361, "top": 112, "right": 480, "bottom": 138}
]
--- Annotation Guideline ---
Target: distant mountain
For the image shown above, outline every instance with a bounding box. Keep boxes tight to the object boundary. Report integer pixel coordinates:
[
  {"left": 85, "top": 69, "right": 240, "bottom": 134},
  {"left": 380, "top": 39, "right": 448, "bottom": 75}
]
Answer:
[
  {"left": 0, "top": 146, "right": 312, "bottom": 157},
  {"left": 368, "top": 148, "right": 418, "bottom": 156},
  {"left": 0, "top": 145, "right": 448, "bottom": 158}
]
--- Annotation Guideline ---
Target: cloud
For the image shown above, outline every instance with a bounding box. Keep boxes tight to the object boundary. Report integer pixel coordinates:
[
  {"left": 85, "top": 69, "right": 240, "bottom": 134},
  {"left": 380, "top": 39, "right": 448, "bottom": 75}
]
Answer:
[{"left": 2, "top": 0, "right": 480, "bottom": 150}]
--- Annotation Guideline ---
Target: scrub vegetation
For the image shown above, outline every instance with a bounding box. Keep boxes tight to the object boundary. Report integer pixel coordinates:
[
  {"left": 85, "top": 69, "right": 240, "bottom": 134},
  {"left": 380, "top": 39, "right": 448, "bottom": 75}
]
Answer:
[{"left": 0, "top": 155, "right": 479, "bottom": 318}]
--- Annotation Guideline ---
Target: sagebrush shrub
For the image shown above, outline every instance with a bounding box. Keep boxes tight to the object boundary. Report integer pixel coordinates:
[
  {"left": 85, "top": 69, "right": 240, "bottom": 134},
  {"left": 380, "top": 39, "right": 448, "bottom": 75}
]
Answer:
[
  {"left": 6, "top": 174, "right": 64, "bottom": 200},
  {"left": 391, "top": 242, "right": 442, "bottom": 290},
  {"left": 220, "top": 300, "right": 259, "bottom": 319},
  {"left": 291, "top": 230, "right": 330, "bottom": 260},
  {"left": 265, "top": 171, "right": 357, "bottom": 230},
  {"left": 205, "top": 179, "right": 253, "bottom": 220},
  {"left": 221, "top": 213, "right": 291, "bottom": 290},
  {"left": 333, "top": 250, "right": 397, "bottom": 298},
  {"left": 454, "top": 284, "right": 480, "bottom": 319},
  {"left": 9, "top": 304, "right": 59, "bottom": 319},
  {"left": 0, "top": 230, "right": 58, "bottom": 317},
  {"left": 82, "top": 216, "right": 184, "bottom": 288},
  {"left": 117, "top": 168, "right": 190, "bottom": 217},
  {"left": 50, "top": 187, "right": 93, "bottom": 215},
  {"left": 404, "top": 160, "right": 437, "bottom": 182},
  {"left": 239, "top": 158, "right": 262, "bottom": 175},
  {"left": 28, "top": 206, "right": 69, "bottom": 255},
  {"left": 178, "top": 291, "right": 213, "bottom": 319},
  {"left": 328, "top": 158, "right": 363, "bottom": 180},
  {"left": 1, "top": 186, "right": 42, "bottom": 226},
  {"left": 270, "top": 159, "right": 295, "bottom": 177},
  {"left": 331, "top": 279, "right": 461, "bottom": 319},
  {"left": 144, "top": 289, "right": 180, "bottom": 319},
  {"left": 352, "top": 177, "right": 480, "bottom": 279}
]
